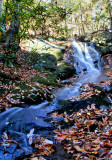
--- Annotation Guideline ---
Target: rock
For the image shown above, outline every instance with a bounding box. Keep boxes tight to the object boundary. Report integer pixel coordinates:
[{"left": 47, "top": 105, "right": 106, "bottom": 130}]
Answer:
[
  {"left": 6, "top": 143, "right": 18, "bottom": 154},
  {"left": 100, "top": 105, "right": 110, "bottom": 111},
  {"left": 0, "top": 144, "right": 24, "bottom": 160},
  {"left": 55, "top": 63, "right": 76, "bottom": 80},
  {"left": 101, "top": 54, "right": 112, "bottom": 67},
  {"left": 33, "top": 53, "right": 57, "bottom": 71},
  {"left": 23, "top": 38, "right": 64, "bottom": 61},
  {"left": 0, "top": 145, "right": 5, "bottom": 151},
  {"left": 52, "top": 116, "right": 64, "bottom": 124},
  {"left": 12, "top": 149, "right": 25, "bottom": 160},
  {"left": 0, "top": 150, "right": 4, "bottom": 158},
  {"left": 8, "top": 131, "right": 29, "bottom": 149},
  {"left": 1, "top": 153, "right": 13, "bottom": 160},
  {"left": 7, "top": 108, "right": 53, "bottom": 133}
]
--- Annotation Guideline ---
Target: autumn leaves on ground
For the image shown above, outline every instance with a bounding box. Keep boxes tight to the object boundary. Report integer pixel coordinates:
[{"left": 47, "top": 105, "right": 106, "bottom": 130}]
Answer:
[
  {"left": 0, "top": 46, "right": 59, "bottom": 112},
  {"left": 0, "top": 41, "right": 112, "bottom": 160},
  {"left": 31, "top": 55, "right": 112, "bottom": 160}
]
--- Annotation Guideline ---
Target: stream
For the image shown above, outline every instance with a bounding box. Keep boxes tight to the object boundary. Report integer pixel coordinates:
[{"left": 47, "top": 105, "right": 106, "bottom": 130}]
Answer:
[{"left": 0, "top": 40, "right": 109, "bottom": 159}]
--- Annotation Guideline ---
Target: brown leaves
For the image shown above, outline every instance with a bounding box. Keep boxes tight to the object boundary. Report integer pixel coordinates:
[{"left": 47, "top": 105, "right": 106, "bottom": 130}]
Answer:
[
  {"left": 0, "top": 53, "right": 56, "bottom": 110},
  {"left": 53, "top": 104, "right": 112, "bottom": 159},
  {"left": 33, "top": 136, "right": 55, "bottom": 157},
  {"left": 56, "top": 134, "right": 67, "bottom": 143},
  {"left": 80, "top": 83, "right": 101, "bottom": 99}
]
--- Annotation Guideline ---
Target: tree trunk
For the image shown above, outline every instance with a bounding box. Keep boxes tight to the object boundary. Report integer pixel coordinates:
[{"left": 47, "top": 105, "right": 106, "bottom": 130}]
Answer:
[
  {"left": 4, "top": 22, "right": 20, "bottom": 53},
  {"left": 4, "top": 0, "right": 20, "bottom": 54}
]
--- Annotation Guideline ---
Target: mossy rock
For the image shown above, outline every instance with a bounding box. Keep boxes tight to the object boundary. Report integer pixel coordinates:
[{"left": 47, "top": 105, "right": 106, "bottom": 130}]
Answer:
[
  {"left": 55, "top": 62, "right": 76, "bottom": 80},
  {"left": 23, "top": 51, "right": 57, "bottom": 71},
  {"left": 48, "top": 48, "right": 63, "bottom": 61},
  {"left": 33, "top": 53, "right": 57, "bottom": 71},
  {"left": 31, "top": 72, "right": 58, "bottom": 86}
]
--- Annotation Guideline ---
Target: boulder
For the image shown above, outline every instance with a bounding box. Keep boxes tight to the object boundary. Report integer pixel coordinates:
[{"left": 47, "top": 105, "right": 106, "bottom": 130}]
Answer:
[{"left": 55, "top": 62, "right": 76, "bottom": 80}]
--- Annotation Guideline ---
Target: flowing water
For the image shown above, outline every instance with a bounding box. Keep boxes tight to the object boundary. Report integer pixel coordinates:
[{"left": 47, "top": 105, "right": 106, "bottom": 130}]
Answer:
[
  {"left": 55, "top": 40, "right": 107, "bottom": 100},
  {"left": 0, "top": 40, "right": 108, "bottom": 157}
]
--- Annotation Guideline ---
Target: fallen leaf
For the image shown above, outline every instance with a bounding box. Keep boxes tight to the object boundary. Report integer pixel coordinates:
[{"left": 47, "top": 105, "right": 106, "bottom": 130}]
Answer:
[{"left": 56, "top": 134, "right": 67, "bottom": 143}]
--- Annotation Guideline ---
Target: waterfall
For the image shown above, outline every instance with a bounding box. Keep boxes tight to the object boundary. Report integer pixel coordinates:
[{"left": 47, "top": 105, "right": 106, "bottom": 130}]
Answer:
[
  {"left": 55, "top": 40, "right": 104, "bottom": 100},
  {"left": 72, "top": 40, "right": 101, "bottom": 75}
]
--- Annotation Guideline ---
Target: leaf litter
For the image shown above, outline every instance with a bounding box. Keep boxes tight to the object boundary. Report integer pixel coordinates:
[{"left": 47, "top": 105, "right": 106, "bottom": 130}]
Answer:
[{"left": 53, "top": 104, "right": 112, "bottom": 159}]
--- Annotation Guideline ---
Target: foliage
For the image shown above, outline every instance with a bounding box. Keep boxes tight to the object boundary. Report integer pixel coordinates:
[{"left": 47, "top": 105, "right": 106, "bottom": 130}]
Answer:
[{"left": 0, "top": 0, "right": 111, "bottom": 50}]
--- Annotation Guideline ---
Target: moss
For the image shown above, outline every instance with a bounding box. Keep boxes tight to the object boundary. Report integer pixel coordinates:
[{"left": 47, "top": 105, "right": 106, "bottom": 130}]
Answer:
[
  {"left": 15, "top": 82, "right": 31, "bottom": 90},
  {"left": 48, "top": 48, "right": 63, "bottom": 61},
  {"left": 55, "top": 62, "right": 76, "bottom": 80},
  {"left": 0, "top": 78, "right": 10, "bottom": 85},
  {"left": 23, "top": 51, "right": 57, "bottom": 71},
  {"left": 12, "top": 89, "right": 21, "bottom": 94},
  {"left": 84, "top": 31, "right": 112, "bottom": 55},
  {"left": 31, "top": 72, "right": 58, "bottom": 86},
  {"left": 58, "top": 99, "right": 71, "bottom": 107}
]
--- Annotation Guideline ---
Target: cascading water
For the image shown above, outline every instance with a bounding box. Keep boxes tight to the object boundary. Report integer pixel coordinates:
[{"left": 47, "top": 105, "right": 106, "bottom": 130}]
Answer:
[
  {"left": 55, "top": 40, "right": 106, "bottom": 100},
  {"left": 72, "top": 40, "right": 101, "bottom": 75}
]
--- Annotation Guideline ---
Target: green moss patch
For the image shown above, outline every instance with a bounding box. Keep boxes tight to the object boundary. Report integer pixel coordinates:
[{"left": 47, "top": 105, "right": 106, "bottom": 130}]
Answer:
[
  {"left": 31, "top": 72, "right": 58, "bottom": 86},
  {"left": 55, "top": 62, "right": 76, "bottom": 80},
  {"left": 22, "top": 51, "right": 57, "bottom": 71}
]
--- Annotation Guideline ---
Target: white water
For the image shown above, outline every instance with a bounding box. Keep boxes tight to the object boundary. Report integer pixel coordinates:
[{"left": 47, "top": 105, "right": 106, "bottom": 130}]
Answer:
[
  {"left": 72, "top": 40, "right": 100, "bottom": 74},
  {"left": 55, "top": 40, "right": 107, "bottom": 100}
]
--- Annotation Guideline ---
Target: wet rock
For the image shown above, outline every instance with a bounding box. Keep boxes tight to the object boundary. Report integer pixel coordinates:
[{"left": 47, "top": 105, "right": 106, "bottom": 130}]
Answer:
[
  {"left": 55, "top": 143, "right": 73, "bottom": 160},
  {"left": 8, "top": 131, "right": 29, "bottom": 148},
  {"left": 82, "top": 31, "right": 112, "bottom": 55},
  {"left": 0, "top": 145, "right": 5, "bottom": 151},
  {"left": 12, "top": 149, "right": 25, "bottom": 160},
  {"left": 56, "top": 100, "right": 74, "bottom": 113},
  {"left": 6, "top": 143, "right": 18, "bottom": 154},
  {"left": 1, "top": 153, "right": 13, "bottom": 160},
  {"left": 8, "top": 115, "right": 52, "bottom": 133},
  {"left": 22, "top": 147, "right": 33, "bottom": 156},
  {"left": 0, "top": 150, "right": 4, "bottom": 158},
  {"left": 5, "top": 143, "right": 18, "bottom": 154},
  {"left": 0, "top": 107, "right": 53, "bottom": 134},
  {"left": 52, "top": 116, "right": 64, "bottom": 124},
  {"left": 56, "top": 92, "right": 111, "bottom": 114},
  {"left": 100, "top": 105, "right": 110, "bottom": 110}
]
